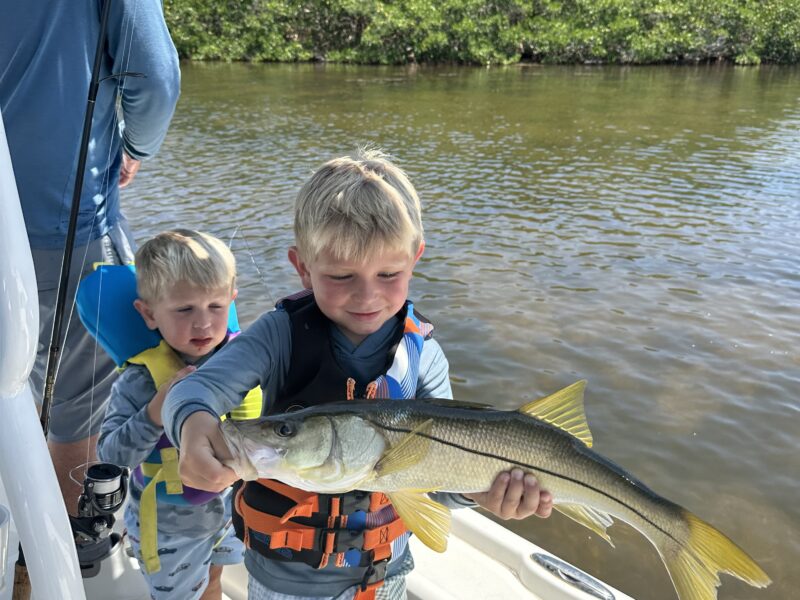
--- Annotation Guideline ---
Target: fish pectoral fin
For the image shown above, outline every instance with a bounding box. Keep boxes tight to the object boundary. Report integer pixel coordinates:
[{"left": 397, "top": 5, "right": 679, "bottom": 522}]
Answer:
[
  {"left": 518, "top": 380, "right": 594, "bottom": 447},
  {"left": 374, "top": 419, "right": 434, "bottom": 477},
  {"left": 554, "top": 503, "right": 615, "bottom": 547},
  {"left": 388, "top": 490, "right": 451, "bottom": 553}
]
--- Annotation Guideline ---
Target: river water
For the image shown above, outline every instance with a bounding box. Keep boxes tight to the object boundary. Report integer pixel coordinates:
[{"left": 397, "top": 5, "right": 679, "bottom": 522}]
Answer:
[{"left": 125, "top": 63, "right": 799, "bottom": 600}]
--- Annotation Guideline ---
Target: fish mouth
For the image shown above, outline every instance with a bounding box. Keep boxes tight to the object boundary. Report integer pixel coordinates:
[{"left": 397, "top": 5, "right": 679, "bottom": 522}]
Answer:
[
  {"left": 221, "top": 422, "right": 282, "bottom": 480},
  {"left": 242, "top": 442, "right": 282, "bottom": 478}
]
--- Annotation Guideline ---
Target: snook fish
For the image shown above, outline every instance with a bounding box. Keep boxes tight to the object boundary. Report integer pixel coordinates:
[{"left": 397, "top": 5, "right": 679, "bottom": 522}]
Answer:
[{"left": 220, "top": 381, "right": 770, "bottom": 600}]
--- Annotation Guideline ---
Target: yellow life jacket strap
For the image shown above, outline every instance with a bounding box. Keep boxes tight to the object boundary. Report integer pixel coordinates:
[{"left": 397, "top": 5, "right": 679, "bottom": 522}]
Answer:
[
  {"left": 140, "top": 467, "right": 164, "bottom": 574},
  {"left": 127, "top": 340, "right": 186, "bottom": 390},
  {"left": 224, "top": 385, "right": 263, "bottom": 421},
  {"left": 139, "top": 447, "right": 185, "bottom": 574},
  {"left": 160, "top": 447, "right": 183, "bottom": 495},
  {"left": 128, "top": 339, "right": 263, "bottom": 419}
]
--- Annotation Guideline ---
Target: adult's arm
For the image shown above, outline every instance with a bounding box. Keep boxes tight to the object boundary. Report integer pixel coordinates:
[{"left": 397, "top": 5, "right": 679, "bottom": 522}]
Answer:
[{"left": 107, "top": 0, "right": 181, "bottom": 161}]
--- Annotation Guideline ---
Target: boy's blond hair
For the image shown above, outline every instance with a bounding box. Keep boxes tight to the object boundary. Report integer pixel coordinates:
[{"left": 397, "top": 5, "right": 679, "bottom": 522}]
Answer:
[
  {"left": 135, "top": 229, "right": 236, "bottom": 302},
  {"left": 294, "top": 148, "right": 424, "bottom": 263}
]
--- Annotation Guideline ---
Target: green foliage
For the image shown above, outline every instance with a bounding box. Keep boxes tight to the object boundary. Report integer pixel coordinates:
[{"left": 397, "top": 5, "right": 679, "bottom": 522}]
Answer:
[{"left": 163, "top": 0, "right": 800, "bottom": 64}]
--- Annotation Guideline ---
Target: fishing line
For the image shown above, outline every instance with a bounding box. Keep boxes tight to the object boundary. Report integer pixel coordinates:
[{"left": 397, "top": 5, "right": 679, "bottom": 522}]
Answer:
[
  {"left": 229, "top": 224, "right": 278, "bottom": 311},
  {"left": 78, "top": 0, "right": 142, "bottom": 467}
]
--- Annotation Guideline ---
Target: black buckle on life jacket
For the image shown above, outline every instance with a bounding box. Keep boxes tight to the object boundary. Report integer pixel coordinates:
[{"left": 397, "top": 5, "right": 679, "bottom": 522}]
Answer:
[
  {"left": 319, "top": 526, "right": 367, "bottom": 553},
  {"left": 360, "top": 556, "right": 390, "bottom": 591},
  {"left": 339, "top": 490, "right": 371, "bottom": 514}
]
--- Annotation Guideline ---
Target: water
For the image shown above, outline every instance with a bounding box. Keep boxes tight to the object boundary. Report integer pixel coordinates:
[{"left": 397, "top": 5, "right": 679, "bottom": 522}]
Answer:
[{"left": 124, "top": 63, "right": 799, "bottom": 600}]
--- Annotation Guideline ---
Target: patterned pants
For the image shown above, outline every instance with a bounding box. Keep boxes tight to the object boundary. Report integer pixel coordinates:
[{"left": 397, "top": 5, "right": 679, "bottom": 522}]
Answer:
[{"left": 247, "top": 552, "right": 414, "bottom": 600}]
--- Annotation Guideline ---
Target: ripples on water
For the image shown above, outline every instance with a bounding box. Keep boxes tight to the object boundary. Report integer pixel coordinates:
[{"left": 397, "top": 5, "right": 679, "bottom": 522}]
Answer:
[{"left": 126, "top": 64, "right": 799, "bottom": 600}]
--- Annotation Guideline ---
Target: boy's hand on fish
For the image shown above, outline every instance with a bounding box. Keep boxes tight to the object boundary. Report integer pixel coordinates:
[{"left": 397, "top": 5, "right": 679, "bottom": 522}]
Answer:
[
  {"left": 463, "top": 469, "right": 553, "bottom": 520},
  {"left": 178, "top": 411, "right": 238, "bottom": 492},
  {"left": 147, "top": 365, "right": 196, "bottom": 427}
]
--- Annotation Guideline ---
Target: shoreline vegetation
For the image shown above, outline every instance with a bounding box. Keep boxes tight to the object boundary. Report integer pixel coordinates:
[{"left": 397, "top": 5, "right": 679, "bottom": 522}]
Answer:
[{"left": 164, "top": 0, "right": 800, "bottom": 66}]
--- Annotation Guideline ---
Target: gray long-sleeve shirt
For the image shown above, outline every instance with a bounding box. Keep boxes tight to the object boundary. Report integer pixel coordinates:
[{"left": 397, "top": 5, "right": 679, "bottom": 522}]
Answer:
[
  {"left": 97, "top": 353, "right": 229, "bottom": 537},
  {"left": 163, "top": 304, "right": 474, "bottom": 596}
]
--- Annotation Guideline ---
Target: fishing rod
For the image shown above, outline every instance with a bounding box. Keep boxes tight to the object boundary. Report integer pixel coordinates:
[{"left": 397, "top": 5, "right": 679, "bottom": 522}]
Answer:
[
  {"left": 38, "top": 0, "right": 113, "bottom": 436},
  {"left": 39, "top": 0, "right": 143, "bottom": 435}
]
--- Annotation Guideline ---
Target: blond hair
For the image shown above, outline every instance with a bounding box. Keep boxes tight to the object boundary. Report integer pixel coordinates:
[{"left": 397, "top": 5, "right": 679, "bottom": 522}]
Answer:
[
  {"left": 135, "top": 229, "right": 236, "bottom": 301},
  {"left": 294, "top": 148, "right": 423, "bottom": 263}
]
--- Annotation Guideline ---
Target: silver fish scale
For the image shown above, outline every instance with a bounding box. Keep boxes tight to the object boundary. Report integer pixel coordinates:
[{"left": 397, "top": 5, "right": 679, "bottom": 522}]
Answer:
[
  {"left": 354, "top": 401, "right": 690, "bottom": 546},
  {"left": 362, "top": 403, "right": 597, "bottom": 494}
]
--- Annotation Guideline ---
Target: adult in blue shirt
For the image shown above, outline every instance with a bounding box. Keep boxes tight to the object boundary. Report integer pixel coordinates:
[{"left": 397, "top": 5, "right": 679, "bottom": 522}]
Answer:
[{"left": 0, "top": 0, "right": 181, "bottom": 516}]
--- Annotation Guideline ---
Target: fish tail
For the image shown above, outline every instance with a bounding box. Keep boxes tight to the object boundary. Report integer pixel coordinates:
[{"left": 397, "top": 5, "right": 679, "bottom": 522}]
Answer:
[{"left": 661, "top": 510, "right": 770, "bottom": 600}]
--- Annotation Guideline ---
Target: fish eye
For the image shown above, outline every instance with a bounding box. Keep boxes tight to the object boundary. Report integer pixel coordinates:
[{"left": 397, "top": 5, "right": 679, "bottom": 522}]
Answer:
[{"left": 274, "top": 422, "right": 296, "bottom": 438}]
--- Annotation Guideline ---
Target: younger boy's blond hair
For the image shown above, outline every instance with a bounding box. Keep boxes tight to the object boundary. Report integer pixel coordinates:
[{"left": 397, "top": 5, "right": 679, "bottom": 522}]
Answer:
[
  {"left": 135, "top": 229, "right": 237, "bottom": 302},
  {"left": 294, "top": 148, "right": 424, "bottom": 263}
]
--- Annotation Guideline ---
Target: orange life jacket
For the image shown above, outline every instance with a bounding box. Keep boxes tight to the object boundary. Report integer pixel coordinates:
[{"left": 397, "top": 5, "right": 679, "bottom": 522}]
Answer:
[{"left": 232, "top": 291, "right": 433, "bottom": 599}]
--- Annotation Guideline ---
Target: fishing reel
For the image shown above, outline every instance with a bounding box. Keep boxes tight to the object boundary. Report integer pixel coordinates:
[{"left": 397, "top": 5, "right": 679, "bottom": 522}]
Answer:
[{"left": 70, "top": 463, "right": 129, "bottom": 576}]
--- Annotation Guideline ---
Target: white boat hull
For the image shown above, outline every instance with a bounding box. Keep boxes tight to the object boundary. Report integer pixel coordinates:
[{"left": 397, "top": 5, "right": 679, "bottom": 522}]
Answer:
[{"left": 0, "top": 109, "right": 87, "bottom": 600}]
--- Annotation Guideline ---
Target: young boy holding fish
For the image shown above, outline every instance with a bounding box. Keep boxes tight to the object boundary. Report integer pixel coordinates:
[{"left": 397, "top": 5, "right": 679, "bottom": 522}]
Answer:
[
  {"left": 96, "top": 229, "right": 250, "bottom": 599},
  {"left": 162, "top": 150, "right": 553, "bottom": 599}
]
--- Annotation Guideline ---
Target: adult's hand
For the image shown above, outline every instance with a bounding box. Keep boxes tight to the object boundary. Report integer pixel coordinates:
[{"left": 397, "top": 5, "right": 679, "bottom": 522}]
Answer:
[
  {"left": 119, "top": 151, "right": 141, "bottom": 189},
  {"left": 178, "top": 411, "right": 238, "bottom": 492},
  {"left": 463, "top": 469, "right": 553, "bottom": 519}
]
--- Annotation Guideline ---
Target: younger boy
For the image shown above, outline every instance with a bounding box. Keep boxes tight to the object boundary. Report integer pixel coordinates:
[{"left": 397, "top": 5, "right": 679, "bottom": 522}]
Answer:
[
  {"left": 163, "top": 150, "right": 552, "bottom": 599},
  {"left": 97, "top": 229, "right": 245, "bottom": 600}
]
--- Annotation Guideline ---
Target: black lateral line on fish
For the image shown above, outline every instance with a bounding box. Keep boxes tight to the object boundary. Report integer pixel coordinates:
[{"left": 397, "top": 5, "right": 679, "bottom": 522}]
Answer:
[{"left": 371, "top": 420, "right": 684, "bottom": 547}]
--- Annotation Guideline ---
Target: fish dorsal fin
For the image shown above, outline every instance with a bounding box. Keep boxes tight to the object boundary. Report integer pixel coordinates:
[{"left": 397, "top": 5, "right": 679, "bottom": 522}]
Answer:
[
  {"left": 518, "top": 380, "right": 593, "bottom": 447},
  {"left": 554, "top": 503, "right": 615, "bottom": 547},
  {"left": 375, "top": 419, "right": 434, "bottom": 477},
  {"left": 388, "top": 490, "right": 451, "bottom": 552}
]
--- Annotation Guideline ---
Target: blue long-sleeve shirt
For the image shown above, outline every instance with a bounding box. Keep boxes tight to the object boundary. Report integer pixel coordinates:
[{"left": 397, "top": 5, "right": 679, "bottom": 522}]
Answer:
[
  {"left": 163, "top": 305, "right": 474, "bottom": 596},
  {"left": 0, "top": 0, "right": 180, "bottom": 249}
]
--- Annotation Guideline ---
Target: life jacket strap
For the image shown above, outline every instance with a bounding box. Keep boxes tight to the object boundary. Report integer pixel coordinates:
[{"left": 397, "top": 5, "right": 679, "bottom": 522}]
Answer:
[
  {"left": 234, "top": 481, "right": 405, "bottom": 569},
  {"left": 258, "top": 479, "right": 392, "bottom": 519},
  {"left": 258, "top": 479, "right": 321, "bottom": 520},
  {"left": 140, "top": 467, "right": 165, "bottom": 574},
  {"left": 160, "top": 447, "right": 183, "bottom": 495},
  {"left": 355, "top": 556, "right": 391, "bottom": 600},
  {"left": 368, "top": 492, "right": 391, "bottom": 512},
  {"left": 127, "top": 340, "right": 185, "bottom": 390}
]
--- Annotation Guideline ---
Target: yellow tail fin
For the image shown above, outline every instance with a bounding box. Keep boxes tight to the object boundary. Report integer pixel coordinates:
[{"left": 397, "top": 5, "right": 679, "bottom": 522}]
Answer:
[{"left": 664, "top": 511, "right": 771, "bottom": 600}]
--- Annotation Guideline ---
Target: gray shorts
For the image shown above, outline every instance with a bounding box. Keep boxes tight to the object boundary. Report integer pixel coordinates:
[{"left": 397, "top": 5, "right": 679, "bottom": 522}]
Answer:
[{"left": 29, "top": 218, "right": 136, "bottom": 443}]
